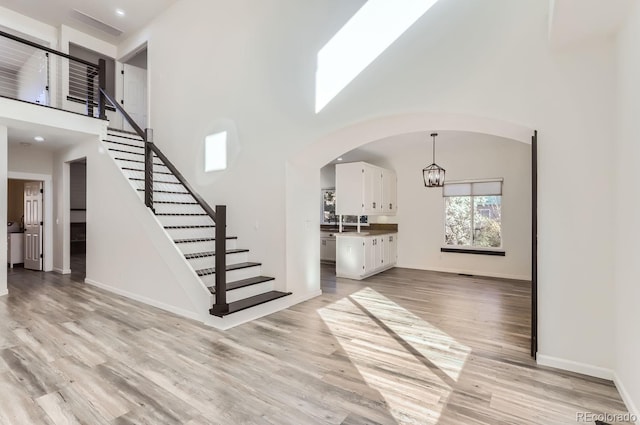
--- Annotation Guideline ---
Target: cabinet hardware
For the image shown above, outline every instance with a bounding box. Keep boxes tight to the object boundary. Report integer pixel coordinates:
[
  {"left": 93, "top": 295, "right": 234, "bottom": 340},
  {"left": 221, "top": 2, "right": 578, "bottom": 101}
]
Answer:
[
  {"left": 373, "top": 202, "right": 376, "bottom": 208},
  {"left": 390, "top": 203, "right": 392, "bottom": 209}
]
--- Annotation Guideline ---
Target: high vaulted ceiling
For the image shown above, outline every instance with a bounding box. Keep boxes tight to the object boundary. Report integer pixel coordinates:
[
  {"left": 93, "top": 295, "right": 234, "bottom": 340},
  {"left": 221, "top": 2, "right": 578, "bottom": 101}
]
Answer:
[{"left": 0, "top": 0, "right": 178, "bottom": 44}]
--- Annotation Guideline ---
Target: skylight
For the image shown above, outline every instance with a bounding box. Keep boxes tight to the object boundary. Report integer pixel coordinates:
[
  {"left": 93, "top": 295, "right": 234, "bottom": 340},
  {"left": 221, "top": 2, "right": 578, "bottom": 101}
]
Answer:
[{"left": 315, "top": 0, "right": 440, "bottom": 113}]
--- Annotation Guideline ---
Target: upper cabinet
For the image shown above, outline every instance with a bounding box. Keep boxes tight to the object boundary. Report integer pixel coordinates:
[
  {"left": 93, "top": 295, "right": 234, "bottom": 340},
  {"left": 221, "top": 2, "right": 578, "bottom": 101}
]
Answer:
[{"left": 336, "top": 162, "right": 397, "bottom": 216}]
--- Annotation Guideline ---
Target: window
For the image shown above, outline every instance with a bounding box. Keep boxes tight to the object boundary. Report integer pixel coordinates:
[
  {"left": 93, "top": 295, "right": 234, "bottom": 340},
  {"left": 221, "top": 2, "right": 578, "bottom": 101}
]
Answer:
[
  {"left": 321, "top": 189, "right": 368, "bottom": 226},
  {"left": 444, "top": 180, "right": 502, "bottom": 249},
  {"left": 204, "top": 131, "right": 227, "bottom": 172}
]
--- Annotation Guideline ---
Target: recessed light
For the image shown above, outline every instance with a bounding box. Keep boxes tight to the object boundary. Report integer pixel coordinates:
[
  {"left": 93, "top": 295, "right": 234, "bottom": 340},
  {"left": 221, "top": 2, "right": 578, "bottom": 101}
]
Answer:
[
  {"left": 34, "top": 136, "right": 44, "bottom": 142},
  {"left": 337, "top": 157, "right": 343, "bottom": 161},
  {"left": 115, "top": 8, "right": 125, "bottom": 17}
]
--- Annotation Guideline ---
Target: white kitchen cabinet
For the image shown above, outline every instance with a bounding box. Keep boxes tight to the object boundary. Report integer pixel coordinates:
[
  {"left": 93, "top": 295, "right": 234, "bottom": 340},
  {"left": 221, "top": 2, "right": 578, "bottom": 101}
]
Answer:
[
  {"left": 7, "top": 233, "right": 24, "bottom": 268},
  {"left": 382, "top": 169, "right": 397, "bottom": 214},
  {"left": 336, "top": 232, "right": 397, "bottom": 280},
  {"left": 336, "top": 162, "right": 396, "bottom": 216},
  {"left": 320, "top": 234, "right": 336, "bottom": 262}
]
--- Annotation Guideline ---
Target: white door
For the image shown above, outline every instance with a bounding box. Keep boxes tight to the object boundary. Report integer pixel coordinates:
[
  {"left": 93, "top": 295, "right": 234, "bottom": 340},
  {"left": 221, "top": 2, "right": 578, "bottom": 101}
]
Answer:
[
  {"left": 24, "top": 181, "right": 43, "bottom": 271},
  {"left": 123, "top": 63, "right": 147, "bottom": 131}
]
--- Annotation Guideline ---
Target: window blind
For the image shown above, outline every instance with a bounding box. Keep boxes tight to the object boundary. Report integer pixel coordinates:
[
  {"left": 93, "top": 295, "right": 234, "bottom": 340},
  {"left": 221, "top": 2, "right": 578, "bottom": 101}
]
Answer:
[{"left": 443, "top": 179, "right": 503, "bottom": 197}]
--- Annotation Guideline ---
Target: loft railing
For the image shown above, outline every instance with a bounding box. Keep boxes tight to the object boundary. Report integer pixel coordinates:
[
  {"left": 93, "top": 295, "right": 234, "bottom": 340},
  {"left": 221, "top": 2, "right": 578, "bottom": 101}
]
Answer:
[
  {"left": 98, "top": 87, "right": 229, "bottom": 315},
  {"left": 0, "top": 29, "right": 105, "bottom": 117},
  {"left": 0, "top": 29, "right": 229, "bottom": 314}
]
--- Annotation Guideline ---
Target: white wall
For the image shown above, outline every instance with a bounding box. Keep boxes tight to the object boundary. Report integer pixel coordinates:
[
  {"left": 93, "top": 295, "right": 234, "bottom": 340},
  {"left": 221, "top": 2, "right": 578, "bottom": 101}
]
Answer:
[
  {"left": 614, "top": 2, "right": 640, "bottom": 417},
  {"left": 7, "top": 143, "right": 54, "bottom": 175},
  {"left": 0, "top": 125, "right": 8, "bottom": 296},
  {"left": 121, "top": 0, "right": 617, "bottom": 375}
]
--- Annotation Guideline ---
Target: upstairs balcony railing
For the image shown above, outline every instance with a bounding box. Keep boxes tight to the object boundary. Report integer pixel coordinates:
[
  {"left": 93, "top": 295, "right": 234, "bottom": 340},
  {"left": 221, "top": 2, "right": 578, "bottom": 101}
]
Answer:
[{"left": 0, "top": 29, "right": 106, "bottom": 118}]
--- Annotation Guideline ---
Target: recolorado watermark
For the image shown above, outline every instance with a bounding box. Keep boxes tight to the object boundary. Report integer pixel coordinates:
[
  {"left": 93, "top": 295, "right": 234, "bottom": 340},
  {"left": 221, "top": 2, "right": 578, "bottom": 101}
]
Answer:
[{"left": 576, "top": 411, "right": 638, "bottom": 423}]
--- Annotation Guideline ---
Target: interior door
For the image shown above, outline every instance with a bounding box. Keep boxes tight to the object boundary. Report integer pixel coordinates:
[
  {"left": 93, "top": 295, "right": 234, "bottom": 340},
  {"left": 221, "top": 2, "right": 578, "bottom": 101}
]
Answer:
[
  {"left": 24, "top": 181, "right": 43, "bottom": 271},
  {"left": 122, "top": 63, "right": 148, "bottom": 131}
]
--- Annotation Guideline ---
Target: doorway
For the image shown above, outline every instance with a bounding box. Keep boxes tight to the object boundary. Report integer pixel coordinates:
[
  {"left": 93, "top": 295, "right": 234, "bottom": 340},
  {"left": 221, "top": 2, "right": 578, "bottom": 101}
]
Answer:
[
  {"left": 7, "top": 179, "right": 44, "bottom": 271},
  {"left": 69, "top": 159, "right": 87, "bottom": 282},
  {"left": 122, "top": 47, "right": 148, "bottom": 131}
]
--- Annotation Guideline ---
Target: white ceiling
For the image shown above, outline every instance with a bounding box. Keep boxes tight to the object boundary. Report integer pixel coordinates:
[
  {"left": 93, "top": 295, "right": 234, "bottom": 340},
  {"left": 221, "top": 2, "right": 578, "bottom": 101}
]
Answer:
[
  {"left": 549, "top": 0, "right": 634, "bottom": 48},
  {"left": 0, "top": 0, "right": 178, "bottom": 44},
  {"left": 5, "top": 121, "right": 93, "bottom": 151}
]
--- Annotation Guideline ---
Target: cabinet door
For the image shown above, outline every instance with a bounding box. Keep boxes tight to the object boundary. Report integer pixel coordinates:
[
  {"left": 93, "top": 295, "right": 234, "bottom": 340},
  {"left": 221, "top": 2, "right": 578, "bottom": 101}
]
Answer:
[
  {"left": 336, "top": 162, "right": 366, "bottom": 215},
  {"left": 388, "top": 234, "right": 397, "bottom": 265},
  {"left": 320, "top": 238, "right": 327, "bottom": 261},
  {"left": 327, "top": 239, "right": 336, "bottom": 262},
  {"left": 364, "top": 237, "right": 377, "bottom": 273},
  {"left": 362, "top": 164, "right": 382, "bottom": 214},
  {"left": 380, "top": 236, "right": 389, "bottom": 267},
  {"left": 382, "top": 169, "right": 397, "bottom": 214},
  {"left": 336, "top": 237, "right": 366, "bottom": 277}
]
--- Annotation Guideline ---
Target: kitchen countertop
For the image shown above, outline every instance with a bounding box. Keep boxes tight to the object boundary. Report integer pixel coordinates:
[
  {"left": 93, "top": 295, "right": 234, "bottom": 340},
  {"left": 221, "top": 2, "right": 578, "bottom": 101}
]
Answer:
[{"left": 333, "top": 230, "right": 397, "bottom": 237}]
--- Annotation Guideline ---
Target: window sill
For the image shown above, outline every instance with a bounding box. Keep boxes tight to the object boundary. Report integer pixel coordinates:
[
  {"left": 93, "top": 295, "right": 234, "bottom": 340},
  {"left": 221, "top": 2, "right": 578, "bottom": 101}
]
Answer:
[{"left": 440, "top": 247, "right": 505, "bottom": 256}]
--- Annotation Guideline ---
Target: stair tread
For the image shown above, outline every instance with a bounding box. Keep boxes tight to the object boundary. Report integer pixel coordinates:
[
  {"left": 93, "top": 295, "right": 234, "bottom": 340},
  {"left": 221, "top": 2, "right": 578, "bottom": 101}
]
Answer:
[
  {"left": 210, "top": 291, "right": 291, "bottom": 317},
  {"left": 184, "top": 249, "right": 249, "bottom": 259},
  {"left": 154, "top": 201, "right": 199, "bottom": 205},
  {"left": 108, "top": 148, "right": 151, "bottom": 156},
  {"left": 196, "top": 261, "right": 261, "bottom": 276},
  {"left": 136, "top": 188, "right": 189, "bottom": 194},
  {"left": 114, "top": 157, "right": 165, "bottom": 166},
  {"left": 130, "top": 178, "right": 182, "bottom": 185},
  {"left": 107, "top": 127, "right": 142, "bottom": 137},
  {"left": 174, "top": 236, "right": 238, "bottom": 243},
  {"left": 121, "top": 167, "right": 172, "bottom": 175},
  {"left": 156, "top": 213, "right": 208, "bottom": 216},
  {"left": 165, "top": 225, "right": 214, "bottom": 229},
  {"left": 103, "top": 140, "right": 144, "bottom": 149},
  {"left": 207, "top": 275, "right": 275, "bottom": 294}
]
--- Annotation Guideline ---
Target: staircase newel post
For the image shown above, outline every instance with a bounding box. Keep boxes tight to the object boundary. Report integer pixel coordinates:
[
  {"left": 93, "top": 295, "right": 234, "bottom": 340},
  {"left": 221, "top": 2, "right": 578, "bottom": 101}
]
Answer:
[
  {"left": 97, "top": 58, "right": 106, "bottom": 120},
  {"left": 144, "top": 128, "right": 154, "bottom": 212},
  {"left": 212, "top": 205, "right": 228, "bottom": 315}
]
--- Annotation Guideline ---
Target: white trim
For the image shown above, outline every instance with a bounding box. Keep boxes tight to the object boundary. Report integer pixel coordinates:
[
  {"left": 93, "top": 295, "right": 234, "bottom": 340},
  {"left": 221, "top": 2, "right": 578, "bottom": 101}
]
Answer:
[
  {"left": 536, "top": 354, "right": 614, "bottom": 380},
  {"left": 614, "top": 372, "right": 640, "bottom": 425},
  {"left": 399, "top": 264, "right": 530, "bottom": 281},
  {"left": 54, "top": 268, "right": 71, "bottom": 275},
  {"left": 84, "top": 278, "right": 202, "bottom": 322},
  {"left": 7, "top": 171, "right": 54, "bottom": 272},
  {"left": 0, "top": 289, "right": 8, "bottom": 297}
]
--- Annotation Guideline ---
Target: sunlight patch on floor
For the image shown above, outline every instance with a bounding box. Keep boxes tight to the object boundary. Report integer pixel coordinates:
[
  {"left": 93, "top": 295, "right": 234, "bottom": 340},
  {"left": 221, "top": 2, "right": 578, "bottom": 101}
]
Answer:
[{"left": 318, "top": 287, "right": 470, "bottom": 424}]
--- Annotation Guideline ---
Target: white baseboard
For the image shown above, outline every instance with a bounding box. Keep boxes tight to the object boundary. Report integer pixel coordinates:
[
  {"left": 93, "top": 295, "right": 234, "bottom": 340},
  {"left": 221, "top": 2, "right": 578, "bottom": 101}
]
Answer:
[
  {"left": 84, "top": 278, "right": 202, "bottom": 322},
  {"left": 398, "top": 263, "right": 530, "bottom": 281},
  {"left": 54, "top": 268, "right": 72, "bottom": 275},
  {"left": 614, "top": 372, "right": 640, "bottom": 425},
  {"left": 0, "top": 289, "right": 8, "bottom": 297},
  {"left": 536, "top": 354, "right": 614, "bottom": 380}
]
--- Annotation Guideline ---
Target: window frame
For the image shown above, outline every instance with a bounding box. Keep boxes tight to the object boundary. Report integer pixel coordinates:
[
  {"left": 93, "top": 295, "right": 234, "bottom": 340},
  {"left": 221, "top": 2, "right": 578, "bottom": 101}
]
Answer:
[
  {"left": 442, "top": 179, "right": 504, "bottom": 253},
  {"left": 320, "top": 188, "right": 368, "bottom": 226}
]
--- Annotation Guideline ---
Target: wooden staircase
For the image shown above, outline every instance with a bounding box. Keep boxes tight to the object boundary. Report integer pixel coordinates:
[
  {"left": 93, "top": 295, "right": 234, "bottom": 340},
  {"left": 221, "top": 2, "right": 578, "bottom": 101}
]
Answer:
[{"left": 102, "top": 127, "right": 290, "bottom": 317}]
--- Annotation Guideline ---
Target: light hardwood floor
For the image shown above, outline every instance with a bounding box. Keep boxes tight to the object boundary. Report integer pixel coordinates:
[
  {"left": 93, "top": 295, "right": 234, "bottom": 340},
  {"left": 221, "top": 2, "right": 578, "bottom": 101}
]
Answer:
[{"left": 0, "top": 260, "right": 632, "bottom": 424}]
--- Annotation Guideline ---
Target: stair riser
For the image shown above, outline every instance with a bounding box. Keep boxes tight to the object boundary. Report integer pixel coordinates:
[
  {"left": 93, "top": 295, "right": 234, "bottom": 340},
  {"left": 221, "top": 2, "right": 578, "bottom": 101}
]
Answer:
[
  {"left": 176, "top": 239, "right": 237, "bottom": 254},
  {"left": 130, "top": 180, "right": 189, "bottom": 194},
  {"left": 187, "top": 252, "right": 249, "bottom": 271},
  {"left": 110, "top": 151, "right": 158, "bottom": 163},
  {"left": 104, "top": 141, "right": 145, "bottom": 154},
  {"left": 199, "top": 265, "right": 262, "bottom": 287},
  {"left": 139, "top": 192, "right": 195, "bottom": 203},
  {"left": 166, "top": 227, "right": 216, "bottom": 240},
  {"left": 217, "top": 280, "right": 274, "bottom": 303},
  {"left": 156, "top": 215, "right": 215, "bottom": 227},
  {"left": 153, "top": 203, "right": 207, "bottom": 215},
  {"left": 122, "top": 169, "right": 180, "bottom": 184},
  {"left": 113, "top": 158, "right": 170, "bottom": 174}
]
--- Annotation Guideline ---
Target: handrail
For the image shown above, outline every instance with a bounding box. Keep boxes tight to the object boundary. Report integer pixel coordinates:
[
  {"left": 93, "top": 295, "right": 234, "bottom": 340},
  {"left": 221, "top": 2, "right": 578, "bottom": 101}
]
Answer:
[
  {"left": 0, "top": 29, "right": 99, "bottom": 69},
  {"left": 99, "top": 87, "right": 218, "bottom": 222}
]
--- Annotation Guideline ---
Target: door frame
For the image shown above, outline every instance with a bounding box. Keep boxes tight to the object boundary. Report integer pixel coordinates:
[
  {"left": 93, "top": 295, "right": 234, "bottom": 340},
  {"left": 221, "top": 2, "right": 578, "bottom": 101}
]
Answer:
[
  {"left": 531, "top": 131, "right": 538, "bottom": 358},
  {"left": 7, "top": 171, "right": 53, "bottom": 272}
]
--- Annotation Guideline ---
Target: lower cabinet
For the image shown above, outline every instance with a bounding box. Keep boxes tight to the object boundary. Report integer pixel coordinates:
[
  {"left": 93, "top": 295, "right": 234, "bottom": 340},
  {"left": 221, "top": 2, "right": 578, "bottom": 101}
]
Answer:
[
  {"left": 336, "top": 233, "right": 397, "bottom": 280},
  {"left": 320, "top": 237, "right": 336, "bottom": 262}
]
